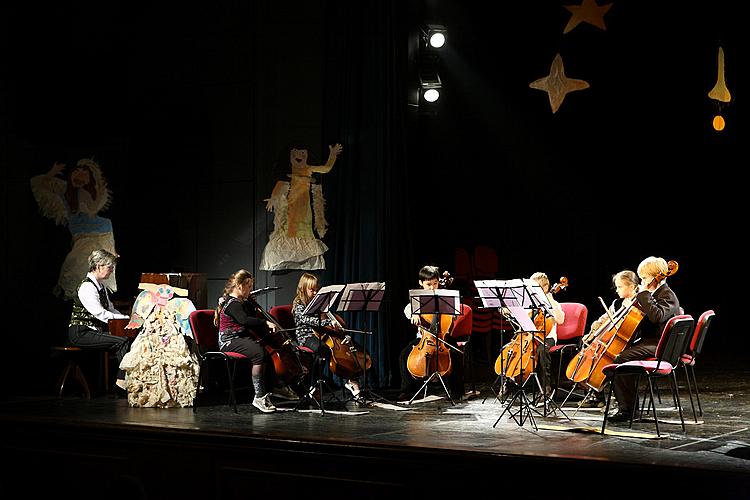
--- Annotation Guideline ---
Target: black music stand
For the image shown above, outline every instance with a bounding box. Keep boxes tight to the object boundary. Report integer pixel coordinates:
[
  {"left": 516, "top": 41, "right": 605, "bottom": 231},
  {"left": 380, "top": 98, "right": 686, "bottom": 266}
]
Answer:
[
  {"left": 522, "top": 278, "right": 569, "bottom": 419},
  {"left": 406, "top": 288, "right": 463, "bottom": 406},
  {"left": 336, "top": 282, "right": 386, "bottom": 406},
  {"left": 481, "top": 279, "right": 567, "bottom": 429},
  {"left": 474, "top": 279, "right": 527, "bottom": 405},
  {"left": 294, "top": 285, "right": 346, "bottom": 414}
]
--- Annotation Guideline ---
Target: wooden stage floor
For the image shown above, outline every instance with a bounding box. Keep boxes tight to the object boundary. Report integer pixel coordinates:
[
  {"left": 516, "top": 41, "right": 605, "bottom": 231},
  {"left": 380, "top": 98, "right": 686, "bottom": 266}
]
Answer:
[{"left": 1, "top": 353, "right": 748, "bottom": 499}]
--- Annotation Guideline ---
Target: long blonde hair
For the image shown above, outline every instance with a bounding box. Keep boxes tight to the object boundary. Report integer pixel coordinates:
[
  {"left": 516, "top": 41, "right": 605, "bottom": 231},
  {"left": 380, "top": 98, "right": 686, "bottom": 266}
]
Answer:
[
  {"left": 293, "top": 273, "right": 319, "bottom": 307},
  {"left": 214, "top": 269, "right": 254, "bottom": 326}
]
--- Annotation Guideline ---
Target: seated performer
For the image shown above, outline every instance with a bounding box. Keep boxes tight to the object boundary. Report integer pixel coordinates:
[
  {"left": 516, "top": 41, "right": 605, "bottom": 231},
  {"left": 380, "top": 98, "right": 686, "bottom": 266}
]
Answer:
[
  {"left": 528, "top": 272, "right": 565, "bottom": 396},
  {"left": 580, "top": 270, "right": 639, "bottom": 408},
  {"left": 68, "top": 249, "right": 130, "bottom": 391},
  {"left": 607, "top": 256, "right": 680, "bottom": 423},
  {"left": 214, "top": 269, "right": 280, "bottom": 413},
  {"left": 292, "top": 273, "right": 362, "bottom": 401},
  {"left": 398, "top": 265, "right": 464, "bottom": 402}
]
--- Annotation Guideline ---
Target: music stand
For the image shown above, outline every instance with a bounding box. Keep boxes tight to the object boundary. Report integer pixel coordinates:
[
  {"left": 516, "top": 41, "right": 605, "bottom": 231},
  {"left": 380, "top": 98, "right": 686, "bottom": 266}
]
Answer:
[
  {"left": 294, "top": 285, "right": 346, "bottom": 414},
  {"left": 475, "top": 279, "right": 525, "bottom": 404},
  {"left": 521, "top": 278, "right": 569, "bottom": 419},
  {"left": 336, "top": 282, "right": 386, "bottom": 406},
  {"left": 406, "top": 288, "right": 463, "bottom": 406},
  {"left": 475, "top": 279, "right": 566, "bottom": 429}
]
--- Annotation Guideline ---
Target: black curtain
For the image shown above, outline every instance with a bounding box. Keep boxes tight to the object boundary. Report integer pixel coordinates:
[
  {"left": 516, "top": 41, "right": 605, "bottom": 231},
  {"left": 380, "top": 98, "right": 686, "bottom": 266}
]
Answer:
[{"left": 320, "top": 1, "right": 415, "bottom": 389}]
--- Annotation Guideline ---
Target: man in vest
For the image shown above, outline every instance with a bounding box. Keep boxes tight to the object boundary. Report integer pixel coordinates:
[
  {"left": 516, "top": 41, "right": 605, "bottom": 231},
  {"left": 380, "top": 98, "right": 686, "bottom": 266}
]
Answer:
[{"left": 68, "top": 249, "right": 130, "bottom": 391}]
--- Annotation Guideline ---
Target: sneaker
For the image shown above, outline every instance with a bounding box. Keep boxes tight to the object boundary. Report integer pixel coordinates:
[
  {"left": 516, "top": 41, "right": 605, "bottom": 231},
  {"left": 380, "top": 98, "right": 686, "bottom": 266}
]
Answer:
[
  {"left": 252, "top": 393, "right": 276, "bottom": 413},
  {"left": 580, "top": 394, "right": 604, "bottom": 408},
  {"left": 344, "top": 381, "right": 361, "bottom": 397},
  {"left": 272, "top": 385, "right": 299, "bottom": 401}
]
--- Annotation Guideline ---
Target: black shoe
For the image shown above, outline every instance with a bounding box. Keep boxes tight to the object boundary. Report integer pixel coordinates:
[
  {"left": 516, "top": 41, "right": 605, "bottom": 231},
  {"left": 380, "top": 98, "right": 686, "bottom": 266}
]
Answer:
[{"left": 607, "top": 410, "right": 632, "bottom": 423}]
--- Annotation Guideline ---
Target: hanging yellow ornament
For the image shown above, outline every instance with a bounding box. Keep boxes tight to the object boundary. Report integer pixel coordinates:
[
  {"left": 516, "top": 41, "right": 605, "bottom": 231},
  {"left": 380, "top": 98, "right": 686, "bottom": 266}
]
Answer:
[
  {"left": 708, "top": 46, "right": 731, "bottom": 103},
  {"left": 712, "top": 115, "right": 725, "bottom": 131}
]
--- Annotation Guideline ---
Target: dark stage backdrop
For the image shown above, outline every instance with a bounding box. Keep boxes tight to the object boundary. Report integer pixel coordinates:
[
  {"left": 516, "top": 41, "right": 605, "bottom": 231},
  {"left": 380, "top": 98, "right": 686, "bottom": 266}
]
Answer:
[
  {"left": 0, "top": 1, "right": 743, "bottom": 396},
  {"left": 406, "top": 0, "right": 743, "bottom": 365}
]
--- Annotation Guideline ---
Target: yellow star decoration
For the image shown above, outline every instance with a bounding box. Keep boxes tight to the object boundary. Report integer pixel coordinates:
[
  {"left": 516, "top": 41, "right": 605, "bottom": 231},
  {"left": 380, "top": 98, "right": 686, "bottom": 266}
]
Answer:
[
  {"left": 563, "top": 0, "right": 613, "bottom": 34},
  {"left": 530, "top": 53, "right": 590, "bottom": 113}
]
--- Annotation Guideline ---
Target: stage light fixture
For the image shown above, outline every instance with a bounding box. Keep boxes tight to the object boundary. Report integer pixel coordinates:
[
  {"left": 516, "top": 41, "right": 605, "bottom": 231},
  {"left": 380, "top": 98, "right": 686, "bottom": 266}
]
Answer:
[
  {"left": 419, "top": 73, "right": 442, "bottom": 103},
  {"left": 424, "top": 88, "right": 440, "bottom": 102},
  {"left": 421, "top": 24, "right": 447, "bottom": 49}
]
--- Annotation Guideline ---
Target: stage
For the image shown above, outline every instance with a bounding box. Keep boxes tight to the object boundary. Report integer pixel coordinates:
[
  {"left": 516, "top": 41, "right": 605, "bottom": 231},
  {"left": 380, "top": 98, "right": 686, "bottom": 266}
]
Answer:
[{"left": 1, "top": 354, "right": 748, "bottom": 499}]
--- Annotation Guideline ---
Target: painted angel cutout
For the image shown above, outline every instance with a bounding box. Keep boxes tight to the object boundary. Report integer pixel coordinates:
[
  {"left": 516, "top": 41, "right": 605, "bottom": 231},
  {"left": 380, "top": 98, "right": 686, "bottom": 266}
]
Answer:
[
  {"left": 30, "top": 158, "right": 119, "bottom": 300},
  {"left": 126, "top": 283, "right": 197, "bottom": 338},
  {"left": 260, "top": 143, "right": 342, "bottom": 271},
  {"left": 119, "top": 282, "right": 199, "bottom": 407}
]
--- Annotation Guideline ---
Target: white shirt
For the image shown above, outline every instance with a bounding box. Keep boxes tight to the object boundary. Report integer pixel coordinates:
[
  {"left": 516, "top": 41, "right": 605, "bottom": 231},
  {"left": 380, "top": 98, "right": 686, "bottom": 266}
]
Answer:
[
  {"left": 78, "top": 272, "right": 129, "bottom": 324},
  {"left": 544, "top": 293, "right": 565, "bottom": 344}
]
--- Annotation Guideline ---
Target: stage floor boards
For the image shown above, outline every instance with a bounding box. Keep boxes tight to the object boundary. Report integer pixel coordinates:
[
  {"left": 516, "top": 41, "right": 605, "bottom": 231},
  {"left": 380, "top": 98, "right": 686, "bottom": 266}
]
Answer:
[{"left": 1, "top": 354, "right": 748, "bottom": 498}]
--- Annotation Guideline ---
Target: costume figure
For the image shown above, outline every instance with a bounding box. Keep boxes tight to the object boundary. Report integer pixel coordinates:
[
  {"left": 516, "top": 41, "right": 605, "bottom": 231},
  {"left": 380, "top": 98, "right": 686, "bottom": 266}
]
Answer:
[
  {"left": 31, "top": 159, "right": 118, "bottom": 299},
  {"left": 260, "top": 143, "right": 342, "bottom": 271}
]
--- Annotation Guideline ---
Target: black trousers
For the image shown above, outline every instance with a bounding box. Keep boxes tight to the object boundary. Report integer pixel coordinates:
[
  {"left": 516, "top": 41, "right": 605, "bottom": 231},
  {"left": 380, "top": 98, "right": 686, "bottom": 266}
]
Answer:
[
  {"left": 68, "top": 325, "right": 129, "bottom": 379},
  {"left": 612, "top": 339, "right": 659, "bottom": 411}
]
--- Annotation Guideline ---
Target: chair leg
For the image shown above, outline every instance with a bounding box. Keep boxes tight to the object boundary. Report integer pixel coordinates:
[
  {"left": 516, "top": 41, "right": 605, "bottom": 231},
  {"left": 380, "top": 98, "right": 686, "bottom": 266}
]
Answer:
[
  {"left": 690, "top": 365, "right": 703, "bottom": 417},
  {"left": 629, "top": 374, "right": 642, "bottom": 429},
  {"left": 73, "top": 364, "right": 91, "bottom": 399},
  {"left": 670, "top": 371, "right": 686, "bottom": 432},
  {"left": 193, "top": 360, "right": 205, "bottom": 412},
  {"left": 647, "top": 377, "right": 660, "bottom": 437},
  {"left": 56, "top": 360, "right": 74, "bottom": 398},
  {"left": 57, "top": 358, "right": 91, "bottom": 399},
  {"left": 682, "top": 363, "right": 698, "bottom": 423},
  {"left": 600, "top": 381, "right": 615, "bottom": 434},
  {"left": 225, "top": 361, "right": 238, "bottom": 413},
  {"left": 464, "top": 340, "right": 476, "bottom": 396}
]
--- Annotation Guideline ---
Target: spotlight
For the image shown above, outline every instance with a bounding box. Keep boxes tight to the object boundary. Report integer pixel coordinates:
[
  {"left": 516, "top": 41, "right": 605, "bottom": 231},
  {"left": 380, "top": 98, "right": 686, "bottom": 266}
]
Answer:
[
  {"left": 421, "top": 24, "right": 447, "bottom": 49},
  {"left": 419, "top": 73, "right": 442, "bottom": 103},
  {"left": 423, "top": 89, "right": 440, "bottom": 102}
]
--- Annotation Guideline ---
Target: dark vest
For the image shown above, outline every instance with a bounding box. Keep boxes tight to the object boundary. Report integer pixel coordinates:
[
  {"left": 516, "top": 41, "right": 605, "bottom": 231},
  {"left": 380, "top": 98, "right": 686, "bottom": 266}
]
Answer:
[{"left": 69, "top": 277, "right": 109, "bottom": 330}]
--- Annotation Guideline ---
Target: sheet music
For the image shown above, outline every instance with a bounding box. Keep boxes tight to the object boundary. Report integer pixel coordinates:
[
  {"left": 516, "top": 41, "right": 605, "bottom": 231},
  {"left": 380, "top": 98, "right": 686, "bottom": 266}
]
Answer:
[
  {"left": 508, "top": 306, "right": 538, "bottom": 331},
  {"left": 409, "top": 289, "right": 461, "bottom": 315},
  {"left": 474, "top": 279, "right": 525, "bottom": 308},
  {"left": 301, "top": 284, "right": 345, "bottom": 316},
  {"left": 521, "top": 278, "right": 553, "bottom": 312},
  {"left": 337, "top": 282, "right": 386, "bottom": 312},
  {"left": 474, "top": 279, "right": 550, "bottom": 329}
]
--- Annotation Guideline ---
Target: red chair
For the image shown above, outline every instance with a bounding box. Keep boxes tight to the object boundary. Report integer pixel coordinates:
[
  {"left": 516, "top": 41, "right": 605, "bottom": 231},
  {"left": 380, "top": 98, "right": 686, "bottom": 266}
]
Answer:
[
  {"left": 269, "top": 304, "right": 295, "bottom": 330},
  {"left": 601, "top": 315, "right": 694, "bottom": 437},
  {"left": 189, "top": 309, "right": 251, "bottom": 413},
  {"left": 451, "top": 303, "right": 474, "bottom": 395},
  {"left": 548, "top": 302, "right": 588, "bottom": 400},
  {"left": 680, "top": 310, "right": 715, "bottom": 421}
]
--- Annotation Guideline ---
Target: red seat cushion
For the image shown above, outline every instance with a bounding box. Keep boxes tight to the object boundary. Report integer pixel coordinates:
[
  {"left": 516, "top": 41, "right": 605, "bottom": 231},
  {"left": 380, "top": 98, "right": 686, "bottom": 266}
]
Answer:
[
  {"left": 224, "top": 351, "right": 248, "bottom": 359},
  {"left": 603, "top": 360, "right": 674, "bottom": 376}
]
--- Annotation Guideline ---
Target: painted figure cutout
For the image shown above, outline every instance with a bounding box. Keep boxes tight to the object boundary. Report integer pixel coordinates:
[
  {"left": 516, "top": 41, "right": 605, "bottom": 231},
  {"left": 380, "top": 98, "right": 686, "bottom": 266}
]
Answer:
[{"left": 260, "top": 143, "right": 342, "bottom": 271}]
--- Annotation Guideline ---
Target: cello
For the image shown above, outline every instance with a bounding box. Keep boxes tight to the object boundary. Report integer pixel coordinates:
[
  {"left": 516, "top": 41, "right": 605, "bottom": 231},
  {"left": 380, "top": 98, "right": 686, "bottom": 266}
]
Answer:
[
  {"left": 312, "top": 312, "right": 372, "bottom": 380},
  {"left": 565, "top": 260, "right": 678, "bottom": 391},
  {"left": 406, "top": 271, "right": 456, "bottom": 379},
  {"left": 247, "top": 294, "right": 310, "bottom": 386},
  {"left": 494, "top": 276, "right": 568, "bottom": 382}
]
